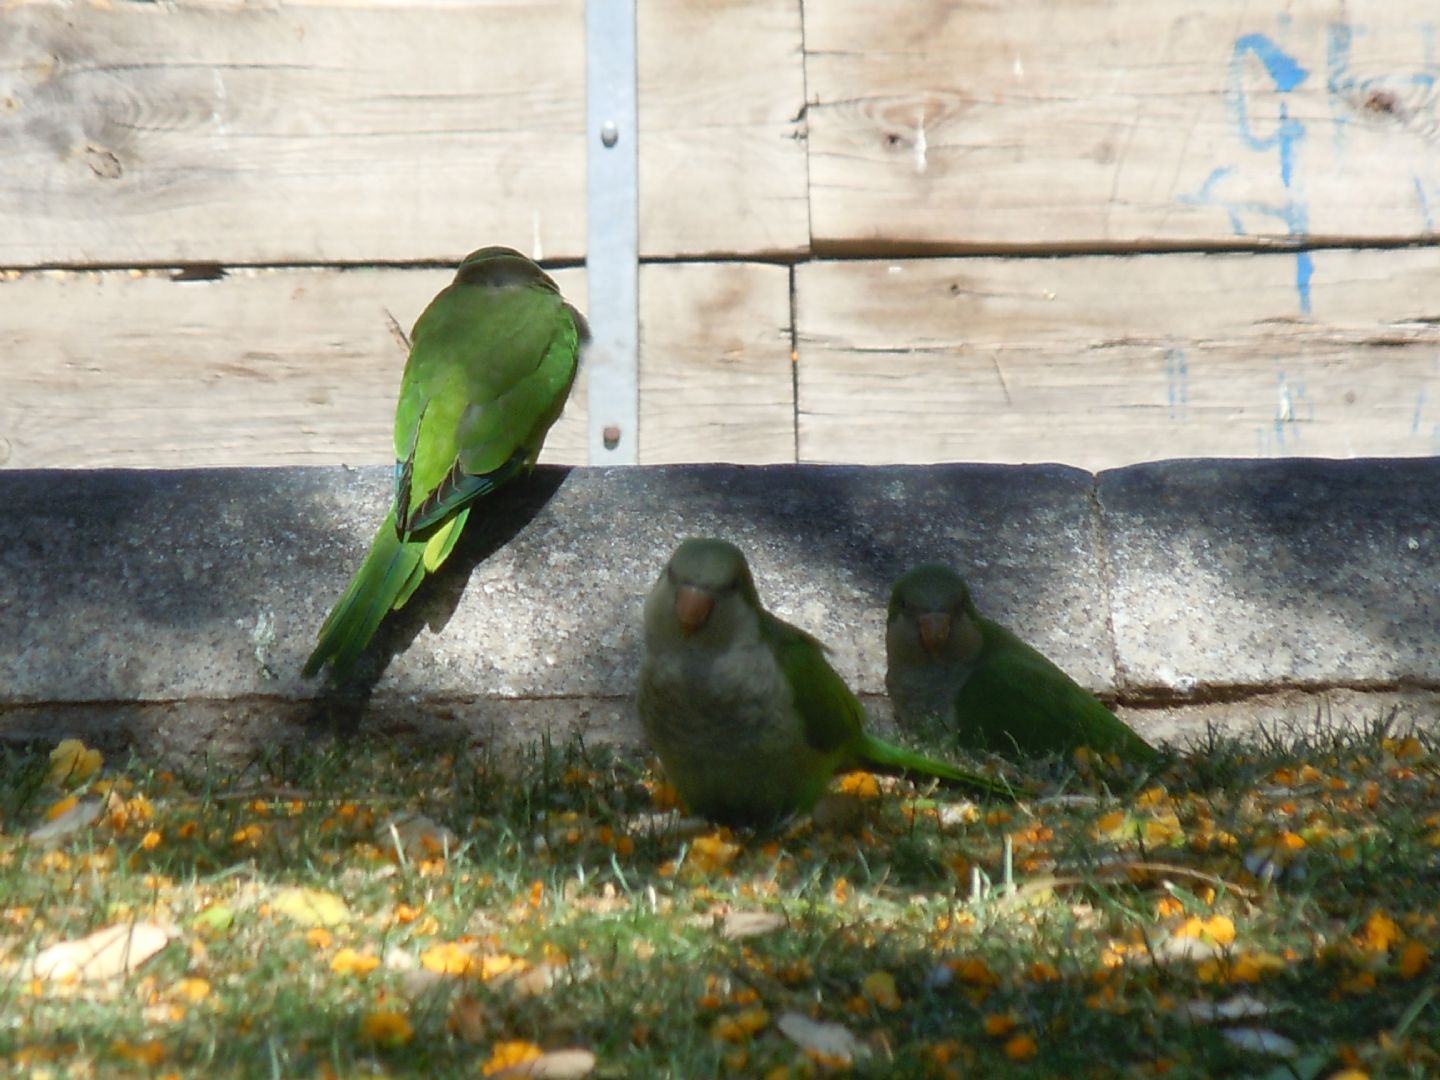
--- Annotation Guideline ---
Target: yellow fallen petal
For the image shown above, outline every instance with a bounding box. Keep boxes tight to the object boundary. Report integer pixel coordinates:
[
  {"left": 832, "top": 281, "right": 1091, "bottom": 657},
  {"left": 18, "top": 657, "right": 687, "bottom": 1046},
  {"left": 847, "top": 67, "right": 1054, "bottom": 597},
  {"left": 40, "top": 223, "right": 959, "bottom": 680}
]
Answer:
[
  {"left": 862, "top": 971, "right": 900, "bottom": 1010},
  {"left": 1398, "top": 940, "right": 1429, "bottom": 979},
  {"left": 689, "top": 834, "right": 742, "bottom": 873},
  {"left": 45, "top": 795, "right": 80, "bottom": 821},
  {"left": 1357, "top": 911, "right": 1403, "bottom": 953},
  {"left": 1004, "top": 1033, "right": 1038, "bottom": 1061},
  {"left": 48, "top": 740, "right": 103, "bottom": 786},
  {"left": 170, "top": 977, "right": 211, "bottom": 1003},
  {"left": 271, "top": 887, "right": 351, "bottom": 929},
  {"left": 421, "top": 941, "right": 477, "bottom": 976},
  {"left": 360, "top": 1009, "right": 413, "bottom": 1048},
  {"left": 983, "top": 1012, "right": 1019, "bottom": 1037},
  {"left": 483, "top": 1040, "right": 544, "bottom": 1076},
  {"left": 331, "top": 948, "right": 381, "bottom": 977},
  {"left": 835, "top": 772, "right": 880, "bottom": 798},
  {"left": 109, "top": 1039, "right": 166, "bottom": 1067}
]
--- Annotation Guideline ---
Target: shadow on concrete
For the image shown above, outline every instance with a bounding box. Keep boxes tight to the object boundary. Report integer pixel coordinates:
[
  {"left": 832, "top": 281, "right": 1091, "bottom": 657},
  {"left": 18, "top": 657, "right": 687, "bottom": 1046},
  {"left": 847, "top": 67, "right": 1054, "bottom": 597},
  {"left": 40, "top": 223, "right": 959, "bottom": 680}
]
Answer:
[
  {"left": 1, "top": 458, "right": 1435, "bottom": 769},
  {"left": 1097, "top": 458, "right": 1440, "bottom": 690},
  {"left": 299, "top": 467, "right": 574, "bottom": 733}
]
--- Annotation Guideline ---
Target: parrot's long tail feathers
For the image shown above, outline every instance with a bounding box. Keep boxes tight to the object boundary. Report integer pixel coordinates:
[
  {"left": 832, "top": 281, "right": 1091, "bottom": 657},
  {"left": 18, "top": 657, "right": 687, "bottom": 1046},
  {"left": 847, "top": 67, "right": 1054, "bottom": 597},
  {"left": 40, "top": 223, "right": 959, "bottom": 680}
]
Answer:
[
  {"left": 404, "top": 451, "right": 527, "bottom": 534},
  {"left": 857, "top": 735, "right": 1015, "bottom": 800},
  {"left": 302, "top": 511, "right": 427, "bottom": 681}
]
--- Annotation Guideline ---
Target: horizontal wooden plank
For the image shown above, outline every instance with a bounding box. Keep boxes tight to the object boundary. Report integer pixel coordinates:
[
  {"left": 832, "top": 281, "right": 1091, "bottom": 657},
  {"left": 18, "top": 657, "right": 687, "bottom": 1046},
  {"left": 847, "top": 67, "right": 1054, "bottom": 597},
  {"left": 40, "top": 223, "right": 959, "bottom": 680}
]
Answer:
[
  {"left": 805, "top": 0, "right": 1440, "bottom": 250},
  {"left": 0, "top": 0, "right": 805, "bottom": 266},
  {"left": 0, "top": 261, "right": 795, "bottom": 469},
  {"left": 795, "top": 250, "right": 1440, "bottom": 469},
  {"left": 639, "top": 0, "right": 808, "bottom": 258},
  {"left": 0, "top": 2, "right": 586, "bottom": 265},
  {"left": 638, "top": 262, "right": 795, "bottom": 464}
]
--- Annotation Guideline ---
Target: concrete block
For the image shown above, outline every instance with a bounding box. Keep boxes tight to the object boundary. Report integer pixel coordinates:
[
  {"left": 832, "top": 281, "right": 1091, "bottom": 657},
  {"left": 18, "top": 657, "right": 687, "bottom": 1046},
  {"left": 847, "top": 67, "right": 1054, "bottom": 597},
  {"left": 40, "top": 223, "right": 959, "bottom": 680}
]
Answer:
[
  {"left": 0, "top": 463, "right": 1106, "bottom": 739},
  {"left": 3, "top": 458, "right": 1435, "bottom": 766},
  {"left": 1100, "top": 458, "right": 1440, "bottom": 691}
]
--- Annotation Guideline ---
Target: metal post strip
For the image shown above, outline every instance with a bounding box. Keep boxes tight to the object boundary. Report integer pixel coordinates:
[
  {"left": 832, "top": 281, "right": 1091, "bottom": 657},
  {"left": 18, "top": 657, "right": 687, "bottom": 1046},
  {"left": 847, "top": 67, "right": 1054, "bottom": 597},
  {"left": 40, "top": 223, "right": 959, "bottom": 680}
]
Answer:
[{"left": 584, "top": 0, "right": 639, "bottom": 465}]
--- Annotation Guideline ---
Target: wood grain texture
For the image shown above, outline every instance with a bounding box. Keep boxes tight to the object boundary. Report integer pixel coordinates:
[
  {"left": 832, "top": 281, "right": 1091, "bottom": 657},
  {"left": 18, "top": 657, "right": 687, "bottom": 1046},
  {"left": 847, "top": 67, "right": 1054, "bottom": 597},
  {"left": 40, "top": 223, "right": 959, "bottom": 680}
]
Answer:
[
  {"left": 795, "top": 250, "right": 1440, "bottom": 469},
  {"left": 639, "top": 0, "right": 808, "bottom": 257},
  {"left": 805, "top": 0, "right": 1440, "bottom": 251},
  {"left": 0, "top": 0, "right": 807, "bottom": 266},
  {"left": 0, "top": 2, "right": 589, "bottom": 266},
  {"left": 638, "top": 262, "right": 794, "bottom": 463},
  {"left": 0, "top": 261, "right": 795, "bottom": 469}
]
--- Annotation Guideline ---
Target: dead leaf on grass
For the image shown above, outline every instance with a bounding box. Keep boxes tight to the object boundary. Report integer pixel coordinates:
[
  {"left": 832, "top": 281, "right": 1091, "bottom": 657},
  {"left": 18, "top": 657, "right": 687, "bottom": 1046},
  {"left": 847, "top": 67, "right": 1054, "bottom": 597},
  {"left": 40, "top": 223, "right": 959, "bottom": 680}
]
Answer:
[
  {"left": 776, "top": 1011, "right": 869, "bottom": 1065},
  {"left": 492, "top": 1048, "right": 596, "bottom": 1078},
  {"left": 720, "top": 910, "right": 787, "bottom": 940},
  {"left": 30, "top": 921, "right": 176, "bottom": 982}
]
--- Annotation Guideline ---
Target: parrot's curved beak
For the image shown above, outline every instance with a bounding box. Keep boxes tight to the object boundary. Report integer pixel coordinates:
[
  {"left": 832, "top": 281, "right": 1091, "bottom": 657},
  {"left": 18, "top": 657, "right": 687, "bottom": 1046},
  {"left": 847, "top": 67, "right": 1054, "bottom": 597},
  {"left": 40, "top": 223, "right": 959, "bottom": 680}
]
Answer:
[
  {"left": 917, "top": 612, "right": 951, "bottom": 657},
  {"left": 673, "top": 584, "right": 715, "bottom": 636}
]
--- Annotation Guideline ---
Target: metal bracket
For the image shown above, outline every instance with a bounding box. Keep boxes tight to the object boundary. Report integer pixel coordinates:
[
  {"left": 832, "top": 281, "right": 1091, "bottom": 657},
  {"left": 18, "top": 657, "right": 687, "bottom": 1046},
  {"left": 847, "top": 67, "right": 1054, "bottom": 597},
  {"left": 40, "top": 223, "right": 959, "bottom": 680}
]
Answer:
[{"left": 585, "top": 0, "right": 639, "bottom": 465}]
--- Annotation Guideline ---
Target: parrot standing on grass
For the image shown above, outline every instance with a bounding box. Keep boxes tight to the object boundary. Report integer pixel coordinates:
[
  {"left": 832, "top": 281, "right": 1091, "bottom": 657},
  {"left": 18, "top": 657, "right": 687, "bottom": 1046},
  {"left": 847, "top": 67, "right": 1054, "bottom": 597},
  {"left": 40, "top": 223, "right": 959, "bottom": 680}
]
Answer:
[
  {"left": 637, "top": 539, "right": 1012, "bottom": 827},
  {"left": 886, "top": 564, "right": 1159, "bottom": 763},
  {"left": 303, "top": 246, "right": 586, "bottom": 681}
]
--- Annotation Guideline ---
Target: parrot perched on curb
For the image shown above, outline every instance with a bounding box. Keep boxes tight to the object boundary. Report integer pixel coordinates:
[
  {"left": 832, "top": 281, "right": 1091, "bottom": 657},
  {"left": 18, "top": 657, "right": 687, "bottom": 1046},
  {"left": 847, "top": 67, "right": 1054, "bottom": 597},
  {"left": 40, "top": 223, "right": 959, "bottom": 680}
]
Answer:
[
  {"left": 637, "top": 539, "right": 1012, "bottom": 827},
  {"left": 303, "top": 246, "right": 586, "bottom": 681},
  {"left": 886, "top": 564, "right": 1159, "bottom": 763}
]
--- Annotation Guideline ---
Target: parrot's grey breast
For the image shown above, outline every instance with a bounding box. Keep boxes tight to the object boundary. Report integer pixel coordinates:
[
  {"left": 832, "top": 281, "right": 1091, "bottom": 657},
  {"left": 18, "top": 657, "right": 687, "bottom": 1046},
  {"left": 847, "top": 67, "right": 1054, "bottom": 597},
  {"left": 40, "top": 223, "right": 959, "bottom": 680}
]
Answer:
[
  {"left": 639, "top": 639, "right": 798, "bottom": 761},
  {"left": 886, "top": 660, "right": 971, "bottom": 730}
]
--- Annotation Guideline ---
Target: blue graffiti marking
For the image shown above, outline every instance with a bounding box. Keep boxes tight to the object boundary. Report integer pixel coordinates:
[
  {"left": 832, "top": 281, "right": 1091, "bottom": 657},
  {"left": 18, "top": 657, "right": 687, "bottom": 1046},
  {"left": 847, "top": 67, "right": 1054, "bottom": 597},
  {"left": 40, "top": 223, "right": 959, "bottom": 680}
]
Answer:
[
  {"left": 1417, "top": 176, "right": 1435, "bottom": 232},
  {"left": 1294, "top": 251, "right": 1314, "bottom": 307},
  {"left": 1183, "top": 30, "right": 1313, "bottom": 314},
  {"left": 1236, "top": 33, "right": 1310, "bottom": 92},
  {"left": 1326, "top": 23, "right": 1356, "bottom": 150},
  {"left": 1165, "top": 347, "right": 1189, "bottom": 421}
]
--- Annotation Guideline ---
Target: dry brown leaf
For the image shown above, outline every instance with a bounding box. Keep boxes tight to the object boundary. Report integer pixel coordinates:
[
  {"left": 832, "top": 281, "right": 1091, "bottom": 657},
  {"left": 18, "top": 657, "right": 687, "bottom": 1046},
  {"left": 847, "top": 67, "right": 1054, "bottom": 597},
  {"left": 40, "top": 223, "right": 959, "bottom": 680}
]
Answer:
[
  {"left": 447, "top": 992, "right": 489, "bottom": 1043},
  {"left": 1152, "top": 935, "right": 1223, "bottom": 964},
  {"left": 1221, "top": 1027, "right": 1298, "bottom": 1057},
  {"left": 377, "top": 812, "right": 458, "bottom": 862},
  {"left": 492, "top": 1048, "right": 596, "bottom": 1079},
  {"left": 28, "top": 798, "right": 104, "bottom": 844},
  {"left": 776, "top": 1011, "right": 869, "bottom": 1064},
  {"left": 502, "top": 961, "right": 564, "bottom": 998},
  {"left": 30, "top": 921, "right": 176, "bottom": 982},
  {"left": 1179, "top": 993, "right": 1273, "bottom": 1023},
  {"left": 623, "top": 812, "right": 713, "bottom": 839},
  {"left": 720, "top": 910, "right": 787, "bottom": 940}
]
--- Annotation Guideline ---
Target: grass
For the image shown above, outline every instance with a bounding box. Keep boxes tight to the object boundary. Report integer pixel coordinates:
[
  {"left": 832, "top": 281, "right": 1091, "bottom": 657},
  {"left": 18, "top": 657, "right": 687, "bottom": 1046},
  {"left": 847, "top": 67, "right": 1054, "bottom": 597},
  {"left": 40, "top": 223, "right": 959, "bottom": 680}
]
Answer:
[{"left": 1, "top": 715, "right": 1437, "bottom": 1079}]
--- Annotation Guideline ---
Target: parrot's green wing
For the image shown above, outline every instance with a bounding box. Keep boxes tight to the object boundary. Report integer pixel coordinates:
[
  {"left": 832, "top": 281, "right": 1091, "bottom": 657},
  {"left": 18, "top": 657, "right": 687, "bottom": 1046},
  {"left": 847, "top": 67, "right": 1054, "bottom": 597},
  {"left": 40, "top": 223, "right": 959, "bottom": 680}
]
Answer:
[
  {"left": 959, "top": 619, "right": 1159, "bottom": 763},
  {"left": 762, "top": 613, "right": 1012, "bottom": 800},
  {"left": 756, "top": 613, "right": 860, "bottom": 812},
  {"left": 395, "top": 258, "right": 582, "bottom": 533},
  {"left": 303, "top": 247, "right": 583, "bottom": 681}
]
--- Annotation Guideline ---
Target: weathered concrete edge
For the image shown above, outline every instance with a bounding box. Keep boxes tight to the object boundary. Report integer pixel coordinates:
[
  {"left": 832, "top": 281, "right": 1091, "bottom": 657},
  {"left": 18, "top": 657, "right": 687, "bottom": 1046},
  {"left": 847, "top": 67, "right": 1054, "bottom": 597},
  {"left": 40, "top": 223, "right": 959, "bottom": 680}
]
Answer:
[{"left": 1, "top": 459, "right": 1437, "bottom": 766}]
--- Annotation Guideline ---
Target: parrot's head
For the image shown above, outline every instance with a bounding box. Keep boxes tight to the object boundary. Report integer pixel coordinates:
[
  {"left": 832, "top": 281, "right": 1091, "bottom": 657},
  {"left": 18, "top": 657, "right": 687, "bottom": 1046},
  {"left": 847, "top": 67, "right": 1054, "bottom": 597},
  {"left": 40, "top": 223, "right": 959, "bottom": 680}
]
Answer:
[
  {"left": 646, "top": 538, "right": 763, "bottom": 647},
  {"left": 454, "top": 245, "right": 562, "bottom": 294},
  {"left": 886, "top": 564, "right": 984, "bottom": 665}
]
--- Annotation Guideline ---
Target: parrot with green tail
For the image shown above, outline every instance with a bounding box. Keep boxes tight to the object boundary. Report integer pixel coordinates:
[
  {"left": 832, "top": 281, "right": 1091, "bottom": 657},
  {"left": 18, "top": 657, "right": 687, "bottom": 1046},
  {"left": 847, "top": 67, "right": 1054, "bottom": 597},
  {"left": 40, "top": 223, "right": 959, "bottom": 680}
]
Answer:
[
  {"left": 303, "top": 246, "right": 586, "bottom": 681},
  {"left": 637, "top": 539, "right": 1012, "bottom": 827},
  {"left": 886, "top": 564, "right": 1159, "bottom": 763}
]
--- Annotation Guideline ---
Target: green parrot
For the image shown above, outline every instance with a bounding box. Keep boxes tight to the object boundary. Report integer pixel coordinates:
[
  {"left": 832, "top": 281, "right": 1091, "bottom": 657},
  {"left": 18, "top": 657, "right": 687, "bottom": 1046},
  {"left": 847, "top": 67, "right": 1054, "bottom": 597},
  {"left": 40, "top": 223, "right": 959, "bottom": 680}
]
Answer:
[
  {"left": 303, "top": 246, "right": 586, "bottom": 681},
  {"left": 886, "top": 564, "right": 1159, "bottom": 763},
  {"left": 636, "top": 539, "right": 1012, "bottom": 827}
]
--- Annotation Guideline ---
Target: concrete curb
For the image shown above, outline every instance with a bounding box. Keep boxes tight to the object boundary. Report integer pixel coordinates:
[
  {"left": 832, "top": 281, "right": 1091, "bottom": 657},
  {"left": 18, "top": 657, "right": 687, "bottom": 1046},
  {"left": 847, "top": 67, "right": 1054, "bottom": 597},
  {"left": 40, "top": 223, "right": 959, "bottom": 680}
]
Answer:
[{"left": 2, "top": 461, "right": 1436, "bottom": 764}]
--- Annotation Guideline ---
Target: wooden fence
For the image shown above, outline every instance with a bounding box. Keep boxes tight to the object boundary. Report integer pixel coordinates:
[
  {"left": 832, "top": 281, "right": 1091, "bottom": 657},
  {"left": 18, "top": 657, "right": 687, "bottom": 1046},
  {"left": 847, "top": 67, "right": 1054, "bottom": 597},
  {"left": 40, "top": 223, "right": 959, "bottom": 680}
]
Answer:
[{"left": 2, "top": 0, "right": 1437, "bottom": 470}]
